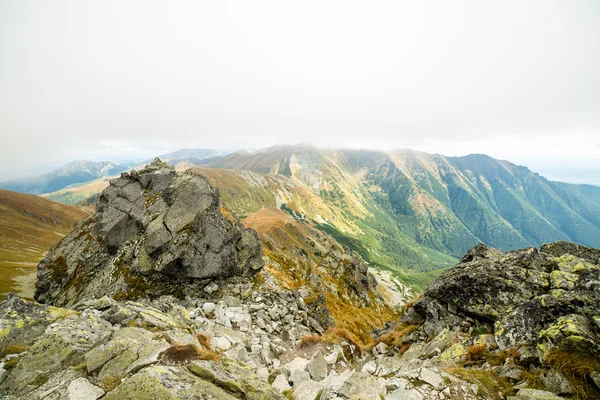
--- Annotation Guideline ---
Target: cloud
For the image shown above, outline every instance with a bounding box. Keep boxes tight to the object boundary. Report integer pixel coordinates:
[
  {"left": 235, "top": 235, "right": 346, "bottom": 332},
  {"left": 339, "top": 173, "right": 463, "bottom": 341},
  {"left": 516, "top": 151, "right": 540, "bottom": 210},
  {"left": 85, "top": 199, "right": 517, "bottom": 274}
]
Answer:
[{"left": 0, "top": 0, "right": 599, "bottom": 171}]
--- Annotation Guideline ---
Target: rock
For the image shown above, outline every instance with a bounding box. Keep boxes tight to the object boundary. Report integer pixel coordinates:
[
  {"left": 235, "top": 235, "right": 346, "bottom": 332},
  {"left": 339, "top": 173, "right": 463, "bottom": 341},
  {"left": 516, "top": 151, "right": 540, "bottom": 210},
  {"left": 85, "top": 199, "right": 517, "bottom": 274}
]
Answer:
[
  {"left": 272, "top": 374, "right": 292, "bottom": 392},
  {"left": 212, "top": 336, "right": 232, "bottom": 351},
  {"left": 515, "top": 388, "right": 563, "bottom": 400},
  {"left": 283, "top": 357, "right": 310, "bottom": 374},
  {"left": 540, "top": 369, "right": 572, "bottom": 395},
  {"left": 257, "top": 367, "right": 270, "bottom": 381},
  {"left": 103, "top": 365, "right": 239, "bottom": 400},
  {"left": 1, "top": 313, "right": 112, "bottom": 396},
  {"left": 202, "top": 302, "right": 217, "bottom": 313},
  {"left": 0, "top": 293, "right": 77, "bottom": 354},
  {"left": 419, "top": 367, "right": 445, "bottom": 389},
  {"left": 188, "top": 360, "right": 285, "bottom": 400},
  {"left": 325, "top": 346, "right": 344, "bottom": 365},
  {"left": 375, "top": 342, "right": 388, "bottom": 354},
  {"left": 307, "top": 351, "right": 328, "bottom": 381},
  {"left": 386, "top": 383, "right": 424, "bottom": 400},
  {"left": 35, "top": 159, "right": 263, "bottom": 307},
  {"left": 67, "top": 377, "right": 104, "bottom": 400},
  {"left": 290, "top": 369, "right": 310, "bottom": 387},
  {"left": 401, "top": 242, "right": 600, "bottom": 375},
  {"left": 293, "top": 379, "right": 324, "bottom": 400},
  {"left": 204, "top": 282, "right": 219, "bottom": 295},
  {"left": 337, "top": 371, "right": 382, "bottom": 400}
]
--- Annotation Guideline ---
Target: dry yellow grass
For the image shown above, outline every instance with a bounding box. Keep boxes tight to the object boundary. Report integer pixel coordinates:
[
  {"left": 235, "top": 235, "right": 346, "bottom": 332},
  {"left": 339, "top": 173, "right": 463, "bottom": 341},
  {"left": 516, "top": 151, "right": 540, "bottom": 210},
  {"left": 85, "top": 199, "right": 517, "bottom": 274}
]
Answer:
[
  {"left": 543, "top": 349, "right": 600, "bottom": 399},
  {"left": 466, "top": 343, "right": 487, "bottom": 361},
  {"left": 0, "top": 189, "right": 91, "bottom": 299},
  {"left": 371, "top": 323, "right": 418, "bottom": 349}
]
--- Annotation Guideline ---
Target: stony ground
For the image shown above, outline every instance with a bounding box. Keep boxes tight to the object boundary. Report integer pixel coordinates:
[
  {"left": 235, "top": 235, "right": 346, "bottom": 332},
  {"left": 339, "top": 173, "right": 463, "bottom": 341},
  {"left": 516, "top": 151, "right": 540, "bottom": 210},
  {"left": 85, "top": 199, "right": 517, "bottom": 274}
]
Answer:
[{"left": 0, "top": 263, "right": 578, "bottom": 400}]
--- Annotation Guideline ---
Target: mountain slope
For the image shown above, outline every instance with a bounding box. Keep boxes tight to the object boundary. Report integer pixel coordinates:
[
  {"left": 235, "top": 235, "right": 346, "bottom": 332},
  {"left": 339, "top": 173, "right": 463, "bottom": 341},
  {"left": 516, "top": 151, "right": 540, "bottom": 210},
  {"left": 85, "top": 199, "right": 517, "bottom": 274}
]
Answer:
[
  {"left": 208, "top": 145, "right": 600, "bottom": 271},
  {"left": 0, "top": 160, "right": 125, "bottom": 195},
  {"left": 0, "top": 189, "right": 91, "bottom": 299}
]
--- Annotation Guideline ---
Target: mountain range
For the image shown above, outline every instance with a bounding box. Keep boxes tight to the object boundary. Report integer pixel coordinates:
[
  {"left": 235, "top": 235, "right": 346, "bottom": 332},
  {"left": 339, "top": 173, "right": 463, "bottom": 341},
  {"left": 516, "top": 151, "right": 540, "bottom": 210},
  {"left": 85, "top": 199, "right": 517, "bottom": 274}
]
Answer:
[
  {"left": 14, "top": 144, "right": 597, "bottom": 291},
  {"left": 0, "top": 148, "right": 225, "bottom": 196}
]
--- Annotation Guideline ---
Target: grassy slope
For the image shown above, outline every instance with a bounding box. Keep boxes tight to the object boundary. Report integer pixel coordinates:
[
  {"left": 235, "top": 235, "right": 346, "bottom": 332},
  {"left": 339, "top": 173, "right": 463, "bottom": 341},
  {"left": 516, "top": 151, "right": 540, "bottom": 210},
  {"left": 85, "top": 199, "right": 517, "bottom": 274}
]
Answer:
[
  {"left": 243, "top": 208, "right": 399, "bottom": 343},
  {"left": 44, "top": 178, "right": 112, "bottom": 205},
  {"left": 0, "top": 189, "right": 91, "bottom": 299}
]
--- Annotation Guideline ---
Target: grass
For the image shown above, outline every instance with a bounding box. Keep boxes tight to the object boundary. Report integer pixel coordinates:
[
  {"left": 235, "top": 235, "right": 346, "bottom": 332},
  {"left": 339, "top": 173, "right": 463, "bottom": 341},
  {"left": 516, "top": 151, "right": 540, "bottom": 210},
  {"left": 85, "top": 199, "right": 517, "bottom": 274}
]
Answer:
[
  {"left": 196, "top": 333, "right": 212, "bottom": 349},
  {"left": 0, "top": 189, "right": 90, "bottom": 299},
  {"left": 371, "top": 323, "right": 418, "bottom": 349},
  {"left": 0, "top": 345, "right": 30, "bottom": 358},
  {"left": 543, "top": 349, "right": 600, "bottom": 399},
  {"left": 301, "top": 327, "right": 366, "bottom": 352},
  {"left": 159, "top": 342, "right": 221, "bottom": 365},
  {"left": 3, "top": 358, "right": 20, "bottom": 369},
  {"left": 442, "top": 367, "right": 516, "bottom": 400},
  {"left": 465, "top": 343, "right": 486, "bottom": 362}
]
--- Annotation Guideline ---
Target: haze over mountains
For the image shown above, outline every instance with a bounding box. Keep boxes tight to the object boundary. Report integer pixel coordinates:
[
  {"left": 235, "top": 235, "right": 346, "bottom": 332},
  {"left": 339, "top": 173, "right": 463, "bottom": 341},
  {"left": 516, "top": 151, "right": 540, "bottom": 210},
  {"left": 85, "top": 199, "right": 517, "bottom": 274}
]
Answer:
[
  {"left": 5, "top": 144, "right": 599, "bottom": 290},
  {"left": 0, "top": 148, "right": 225, "bottom": 196}
]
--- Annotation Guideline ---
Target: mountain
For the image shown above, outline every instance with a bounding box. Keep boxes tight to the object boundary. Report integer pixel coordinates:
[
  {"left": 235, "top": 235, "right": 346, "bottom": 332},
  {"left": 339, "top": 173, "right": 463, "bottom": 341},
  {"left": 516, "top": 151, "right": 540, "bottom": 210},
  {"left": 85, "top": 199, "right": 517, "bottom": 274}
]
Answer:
[
  {"left": 36, "top": 145, "right": 600, "bottom": 290},
  {"left": 0, "top": 189, "right": 91, "bottom": 299},
  {"left": 0, "top": 160, "right": 125, "bottom": 195},
  {"left": 207, "top": 145, "right": 600, "bottom": 273},
  {"left": 158, "top": 148, "right": 222, "bottom": 161}
]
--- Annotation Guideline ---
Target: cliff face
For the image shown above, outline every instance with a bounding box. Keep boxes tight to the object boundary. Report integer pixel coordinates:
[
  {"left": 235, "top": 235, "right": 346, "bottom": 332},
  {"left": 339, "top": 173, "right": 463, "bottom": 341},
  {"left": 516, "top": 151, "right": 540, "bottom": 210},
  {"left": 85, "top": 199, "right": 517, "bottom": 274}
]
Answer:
[{"left": 35, "top": 159, "right": 263, "bottom": 306}]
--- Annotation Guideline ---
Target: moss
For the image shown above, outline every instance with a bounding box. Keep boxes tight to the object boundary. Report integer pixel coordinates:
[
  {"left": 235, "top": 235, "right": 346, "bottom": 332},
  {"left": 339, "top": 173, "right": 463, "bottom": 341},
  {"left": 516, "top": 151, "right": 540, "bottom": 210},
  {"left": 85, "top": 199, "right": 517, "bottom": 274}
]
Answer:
[
  {"left": 100, "top": 375, "right": 124, "bottom": 391},
  {"left": 0, "top": 345, "right": 30, "bottom": 358},
  {"left": 31, "top": 374, "right": 49, "bottom": 386},
  {"left": 143, "top": 191, "right": 162, "bottom": 209},
  {"left": 3, "top": 358, "right": 20, "bottom": 368},
  {"left": 48, "top": 255, "right": 69, "bottom": 282}
]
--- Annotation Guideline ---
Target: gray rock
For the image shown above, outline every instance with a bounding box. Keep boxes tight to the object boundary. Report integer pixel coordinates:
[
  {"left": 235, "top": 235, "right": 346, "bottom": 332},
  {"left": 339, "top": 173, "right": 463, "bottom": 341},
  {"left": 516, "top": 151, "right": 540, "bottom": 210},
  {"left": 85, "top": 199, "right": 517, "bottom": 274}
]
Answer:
[
  {"left": 290, "top": 369, "right": 311, "bottom": 387},
  {"left": 67, "top": 377, "right": 104, "bottom": 400},
  {"left": 515, "top": 388, "right": 563, "bottom": 400},
  {"left": 419, "top": 367, "right": 445, "bottom": 390},
  {"left": 337, "top": 371, "right": 382, "bottom": 400},
  {"left": 272, "top": 374, "right": 292, "bottom": 392},
  {"left": 35, "top": 159, "right": 263, "bottom": 307},
  {"left": 283, "top": 357, "right": 310, "bottom": 374},
  {"left": 293, "top": 379, "right": 324, "bottom": 400},
  {"left": 307, "top": 351, "right": 328, "bottom": 381},
  {"left": 386, "top": 385, "right": 424, "bottom": 400}
]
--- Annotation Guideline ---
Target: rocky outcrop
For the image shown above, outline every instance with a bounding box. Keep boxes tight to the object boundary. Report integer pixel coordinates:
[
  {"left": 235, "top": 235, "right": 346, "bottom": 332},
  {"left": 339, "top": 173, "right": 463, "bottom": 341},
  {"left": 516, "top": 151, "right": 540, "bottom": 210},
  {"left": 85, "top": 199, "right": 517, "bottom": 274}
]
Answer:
[
  {"left": 397, "top": 241, "right": 600, "bottom": 398},
  {"left": 35, "top": 159, "right": 263, "bottom": 307}
]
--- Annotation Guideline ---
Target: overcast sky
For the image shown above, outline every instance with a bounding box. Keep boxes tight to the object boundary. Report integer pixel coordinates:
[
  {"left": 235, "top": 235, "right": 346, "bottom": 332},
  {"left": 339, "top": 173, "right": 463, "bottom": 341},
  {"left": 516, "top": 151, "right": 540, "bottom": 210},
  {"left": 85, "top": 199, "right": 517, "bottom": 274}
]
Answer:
[{"left": 1, "top": 1, "right": 599, "bottom": 182}]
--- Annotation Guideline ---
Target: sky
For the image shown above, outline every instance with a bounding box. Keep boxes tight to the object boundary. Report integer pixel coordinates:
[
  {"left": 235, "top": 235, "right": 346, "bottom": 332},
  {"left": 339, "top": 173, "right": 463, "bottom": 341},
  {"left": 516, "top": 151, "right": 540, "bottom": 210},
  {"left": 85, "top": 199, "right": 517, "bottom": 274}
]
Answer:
[{"left": 1, "top": 1, "right": 599, "bottom": 183}]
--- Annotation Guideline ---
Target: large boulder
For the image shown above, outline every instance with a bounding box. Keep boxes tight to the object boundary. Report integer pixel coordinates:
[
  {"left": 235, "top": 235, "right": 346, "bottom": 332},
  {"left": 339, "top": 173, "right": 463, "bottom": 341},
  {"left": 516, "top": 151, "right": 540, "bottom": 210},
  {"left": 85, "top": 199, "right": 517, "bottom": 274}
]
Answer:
[
  {"left": 402, "top": 241, "right": 600, "bottom": 368},
  {"left": 35, "top": 159, "right": 263, "bottom": 307}
]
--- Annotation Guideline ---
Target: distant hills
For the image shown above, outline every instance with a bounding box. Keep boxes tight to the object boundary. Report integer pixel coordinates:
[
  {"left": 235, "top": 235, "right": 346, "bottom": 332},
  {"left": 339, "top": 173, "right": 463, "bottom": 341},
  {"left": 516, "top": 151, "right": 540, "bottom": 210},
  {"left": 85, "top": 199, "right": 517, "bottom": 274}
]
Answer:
[
  {"left": 0, "top": 189, "right": 91, "bottom": 299},
  {"left": 0, "top": 160, "right": 125, "bottom": 195},
  {"left": 0, "top": 148, "right": 226, "bottom": 196}
]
